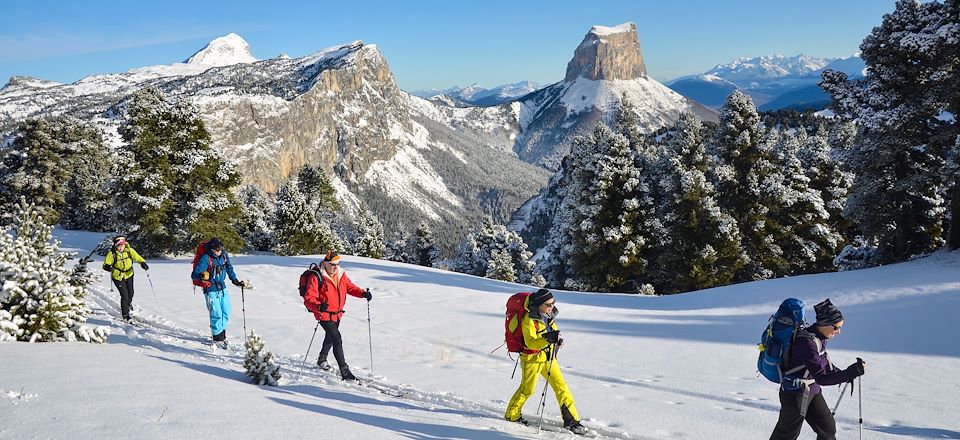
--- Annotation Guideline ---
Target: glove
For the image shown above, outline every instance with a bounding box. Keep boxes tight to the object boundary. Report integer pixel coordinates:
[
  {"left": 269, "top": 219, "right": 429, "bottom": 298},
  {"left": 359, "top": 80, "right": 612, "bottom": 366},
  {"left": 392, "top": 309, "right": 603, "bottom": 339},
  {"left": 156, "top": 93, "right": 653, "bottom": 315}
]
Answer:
[
  {"left": 543, "top": 330, "right": 561, "bottom": 344},
  {"left": 319, "top": 303, "right": 329, "bottom": 312},
  {"left": 201, "top": 271, "right": 210, "bottom": 281},
  {"left": 140, "top": 262, "right": 149, "bottom": 270},
  {"left": 557, "top": 338, "right": 564, "bottom": 349},
  {"left": 844, "top": 357, "right": 866, "bottom": 379},
  {"left": 362, "top": 289, "right": 372, "bottom": 301},
  {"left": 232, "top": 279, "right": 243, "bottom": 287},
  {"left": 102, "top": 263, "right": 112, "bottom": 272}
]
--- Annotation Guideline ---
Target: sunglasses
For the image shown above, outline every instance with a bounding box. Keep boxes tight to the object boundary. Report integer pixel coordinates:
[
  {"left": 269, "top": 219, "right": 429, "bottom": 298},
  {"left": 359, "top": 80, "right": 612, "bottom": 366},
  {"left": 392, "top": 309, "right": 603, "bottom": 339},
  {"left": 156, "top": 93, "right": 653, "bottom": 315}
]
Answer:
[
  {"left": 543, "top": 301, "right": 556, "bottom": 307},
  {"left": 327, "top": 261, "right": 340, "bottom": 266},
  {"left": 831, "top": 324, "right": 843, "bottom": 331}
]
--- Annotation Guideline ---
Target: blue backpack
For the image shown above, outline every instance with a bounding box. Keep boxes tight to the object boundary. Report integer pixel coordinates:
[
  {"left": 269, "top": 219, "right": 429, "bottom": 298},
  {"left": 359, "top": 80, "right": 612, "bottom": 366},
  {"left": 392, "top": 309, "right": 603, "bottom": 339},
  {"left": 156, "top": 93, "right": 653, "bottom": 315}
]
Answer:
[{"left": 757, "top": 298, "right": 806, "bottom": 384}]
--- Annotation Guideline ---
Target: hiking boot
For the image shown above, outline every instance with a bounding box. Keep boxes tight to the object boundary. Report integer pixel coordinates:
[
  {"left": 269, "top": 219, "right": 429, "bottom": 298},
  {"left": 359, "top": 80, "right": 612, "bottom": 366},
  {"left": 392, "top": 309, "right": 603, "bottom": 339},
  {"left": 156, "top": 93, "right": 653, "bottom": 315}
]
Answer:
[
  {"left": 317, "top": 359, "right": 332, "bottom": 371},
  {"left": 340, "top": 367, "right": 358, "bottom": 382},
  {"left": 214, "top": 340, "right": 229, "bottom": 350},
  {"left": 507, "top": 416, "right": 529, "bottom": 426},
  {"left": 565, "top": 421, "right": 588, "bottom": 436}
]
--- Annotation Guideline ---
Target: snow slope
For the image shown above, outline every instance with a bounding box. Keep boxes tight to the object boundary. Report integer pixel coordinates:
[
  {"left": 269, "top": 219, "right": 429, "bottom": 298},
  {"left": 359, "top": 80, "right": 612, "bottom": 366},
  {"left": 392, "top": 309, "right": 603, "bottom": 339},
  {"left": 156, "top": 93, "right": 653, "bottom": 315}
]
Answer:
[{"left": 2, "top": 229, "right": 959, "bottom": 439}]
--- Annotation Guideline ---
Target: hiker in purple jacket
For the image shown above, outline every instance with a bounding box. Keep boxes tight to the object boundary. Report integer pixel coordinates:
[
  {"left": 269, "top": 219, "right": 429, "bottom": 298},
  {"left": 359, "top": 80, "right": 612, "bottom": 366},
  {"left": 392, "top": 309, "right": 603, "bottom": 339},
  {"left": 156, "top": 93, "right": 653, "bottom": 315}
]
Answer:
[{"left": 769, "top": 299, "right": 867, "bottom": 440}]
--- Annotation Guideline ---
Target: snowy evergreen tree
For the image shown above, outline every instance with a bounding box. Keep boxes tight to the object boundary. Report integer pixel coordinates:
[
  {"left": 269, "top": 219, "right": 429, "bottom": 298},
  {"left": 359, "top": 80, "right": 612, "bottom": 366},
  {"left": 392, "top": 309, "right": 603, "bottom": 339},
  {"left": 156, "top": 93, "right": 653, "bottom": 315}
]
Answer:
[
  {"left": 413, "top": 222, "right": 438, "bottom": 267},
  {"left": 0, "top": 118, "right": 106, "bottom": 226},
  {"left": 821, "top": 0, "right": 958, "bottom": 258},
  {"left": 273, "top": 181, "right": 342, "bottom": 256},
  {"left": 58, "top": 119, "right": 112, "bottom": 231},
  {"left": 485, "top": 250, "right": 516, "bottom": 282},
  {"left": 354, "top": 209, "right": 385, "bottom": 259},
  {"left": 454, "top": 218, "right": 544, "bottom": 286},
  {"left": 237, "top": 185, "right": 276, "bottom": 252},
  {"left": 769, "top": 130, "right": 843, "bottom": 273},
  {"left": 0, "top": 198, "right": 109, "bottom": 342},
  {"left": 651, "top": 112, "right": 746, "bottom": 293},
  {"left": 111, "top": 87, "right": 243, "bottom": 256},
  {"left": 0, "top": 309, "right": 20, "bottom": 341},
  {"left": 243, "top": 330, "right": 282, "bottom": 386},
  {"left": 541, "top": 103, "right": 659, "bottom": 292},
  {"left": 298, "top": 164, "right": 341, "bottom": 217},
  {"left": 385, "top": 229, "right": 411, "bottom": 263},
  {"left": 710, "top": 91, "right": 790, "bottom": 281}
]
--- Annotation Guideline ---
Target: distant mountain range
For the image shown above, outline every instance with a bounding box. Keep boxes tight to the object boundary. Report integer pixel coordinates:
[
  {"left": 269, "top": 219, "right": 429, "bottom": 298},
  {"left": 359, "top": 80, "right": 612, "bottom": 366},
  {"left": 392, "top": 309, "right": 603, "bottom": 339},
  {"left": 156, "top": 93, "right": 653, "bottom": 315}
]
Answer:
[
  {"left": 409, "top": 81, "right": 540, "bottom": 107},
  {"left": 667, "top": 54, "right": 866, "bottom": 111}
]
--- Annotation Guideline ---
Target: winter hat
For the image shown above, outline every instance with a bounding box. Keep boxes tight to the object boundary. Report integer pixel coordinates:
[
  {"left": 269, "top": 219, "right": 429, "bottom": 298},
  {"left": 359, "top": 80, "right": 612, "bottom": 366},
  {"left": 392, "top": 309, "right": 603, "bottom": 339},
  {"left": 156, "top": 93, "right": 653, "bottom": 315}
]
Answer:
[
  {"left": 207, "top": 237, "right": 224, "bottom": 251},
  {"left": 528, "top": 288, "right": 554, "bottom": 308},
  {"left": 113, "top": 236, "right": 127, "bottom": 246},
  {"left": 324, "top": 250, "right": 341, "bottom": 264},
  {"left": 814, "top": 299, "right": 844, "bottom": 326}
]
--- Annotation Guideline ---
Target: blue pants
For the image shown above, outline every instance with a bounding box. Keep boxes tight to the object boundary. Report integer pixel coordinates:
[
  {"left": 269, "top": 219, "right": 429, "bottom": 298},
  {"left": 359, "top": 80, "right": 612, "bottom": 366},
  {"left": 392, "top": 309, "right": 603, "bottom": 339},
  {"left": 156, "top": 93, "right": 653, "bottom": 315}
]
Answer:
[{"left": 204, "top": 288, "right": 231, "bottom": 338}]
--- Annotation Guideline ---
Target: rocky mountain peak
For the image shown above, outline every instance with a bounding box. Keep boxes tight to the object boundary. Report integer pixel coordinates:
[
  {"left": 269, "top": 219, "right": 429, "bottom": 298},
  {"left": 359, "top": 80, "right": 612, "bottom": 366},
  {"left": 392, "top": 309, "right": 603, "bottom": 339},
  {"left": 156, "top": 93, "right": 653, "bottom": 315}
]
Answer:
[
  {"left": 185, "top": 33, "right": 257, "bottom": 66},
  {"left": 564, "top": 22, "right": 647, "bottom": 82}
]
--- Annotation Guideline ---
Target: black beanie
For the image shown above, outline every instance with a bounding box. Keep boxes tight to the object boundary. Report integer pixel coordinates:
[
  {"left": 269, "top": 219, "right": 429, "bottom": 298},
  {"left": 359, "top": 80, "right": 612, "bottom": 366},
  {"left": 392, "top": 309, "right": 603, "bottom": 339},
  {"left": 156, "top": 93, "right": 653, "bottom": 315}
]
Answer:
[
  {"left": 528, "top": 288, "right": 554, "bottom": 308},
  {"left": 814, "top": 299, "right": 844, "bottom": 326}
]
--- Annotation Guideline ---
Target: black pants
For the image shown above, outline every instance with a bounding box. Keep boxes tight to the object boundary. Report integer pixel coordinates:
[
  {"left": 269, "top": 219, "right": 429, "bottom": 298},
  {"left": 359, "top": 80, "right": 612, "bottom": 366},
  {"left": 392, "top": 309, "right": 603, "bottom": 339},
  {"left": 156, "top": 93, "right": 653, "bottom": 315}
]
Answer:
[
  {"left": 113, "top": 277, "right": 135, "bottom": 320},
  {"left": 770, "top": 389, "right": 837, "bottom": 440},
  {"left": 318, "top": 320, "right": 347, "bottom": 370}
]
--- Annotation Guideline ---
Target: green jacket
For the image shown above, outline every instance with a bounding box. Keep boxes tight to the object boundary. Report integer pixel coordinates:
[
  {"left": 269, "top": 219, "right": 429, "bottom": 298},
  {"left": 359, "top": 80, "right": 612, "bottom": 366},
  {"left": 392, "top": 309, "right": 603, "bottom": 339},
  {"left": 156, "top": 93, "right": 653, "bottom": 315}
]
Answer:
[{"left": 102, "top": 246, "right": 146, "bottom": 281}]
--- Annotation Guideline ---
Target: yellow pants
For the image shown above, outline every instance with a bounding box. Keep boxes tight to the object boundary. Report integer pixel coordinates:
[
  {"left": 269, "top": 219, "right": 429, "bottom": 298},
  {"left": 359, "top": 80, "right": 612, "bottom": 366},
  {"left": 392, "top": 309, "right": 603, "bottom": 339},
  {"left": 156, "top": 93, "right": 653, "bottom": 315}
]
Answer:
[{"left": 504, "top": 355, "right": 580, "bottom": 422}]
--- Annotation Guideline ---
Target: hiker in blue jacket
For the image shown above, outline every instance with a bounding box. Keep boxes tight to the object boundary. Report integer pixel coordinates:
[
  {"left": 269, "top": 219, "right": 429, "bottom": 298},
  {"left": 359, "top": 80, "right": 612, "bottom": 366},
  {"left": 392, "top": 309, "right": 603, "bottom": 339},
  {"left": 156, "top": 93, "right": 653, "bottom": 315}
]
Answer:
[
  {"left": 191, "top": 238, "right": 248, "bottom": 348},
  {"left": 769, "top": 299, "right": 867, "bottom": 440}
]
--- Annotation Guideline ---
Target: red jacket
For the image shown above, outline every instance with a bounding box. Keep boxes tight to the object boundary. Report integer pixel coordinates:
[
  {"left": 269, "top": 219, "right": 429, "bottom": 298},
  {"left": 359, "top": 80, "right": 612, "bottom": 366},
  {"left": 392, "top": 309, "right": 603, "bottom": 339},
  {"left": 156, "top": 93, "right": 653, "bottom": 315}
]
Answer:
[{"left": 303, "top": 268, "right": 365, "bottom": 322}]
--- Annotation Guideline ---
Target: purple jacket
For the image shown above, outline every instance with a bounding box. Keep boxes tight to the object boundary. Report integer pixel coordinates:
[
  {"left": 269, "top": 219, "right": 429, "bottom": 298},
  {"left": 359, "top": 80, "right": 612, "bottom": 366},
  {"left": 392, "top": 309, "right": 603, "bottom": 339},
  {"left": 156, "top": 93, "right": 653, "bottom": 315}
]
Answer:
[{"left": 782, "top": 326, "right": 851, "bottom": 396}]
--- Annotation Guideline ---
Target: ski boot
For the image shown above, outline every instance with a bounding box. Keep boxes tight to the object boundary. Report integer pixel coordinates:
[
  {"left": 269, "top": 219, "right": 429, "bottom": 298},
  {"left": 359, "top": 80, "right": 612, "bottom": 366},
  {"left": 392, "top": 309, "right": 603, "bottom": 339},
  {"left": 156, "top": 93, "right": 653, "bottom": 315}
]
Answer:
[{"left": 317, "top": 359, "right": 333, "bottom": 372}]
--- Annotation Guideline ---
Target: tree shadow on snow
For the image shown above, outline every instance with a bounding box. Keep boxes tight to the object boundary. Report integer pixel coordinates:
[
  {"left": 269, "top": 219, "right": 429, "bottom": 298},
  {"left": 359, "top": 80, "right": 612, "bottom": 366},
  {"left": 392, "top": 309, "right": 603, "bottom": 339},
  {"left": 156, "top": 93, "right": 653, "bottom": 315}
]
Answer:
[{"left": 268, "top": 396, "right": 519, "bottom": 440}]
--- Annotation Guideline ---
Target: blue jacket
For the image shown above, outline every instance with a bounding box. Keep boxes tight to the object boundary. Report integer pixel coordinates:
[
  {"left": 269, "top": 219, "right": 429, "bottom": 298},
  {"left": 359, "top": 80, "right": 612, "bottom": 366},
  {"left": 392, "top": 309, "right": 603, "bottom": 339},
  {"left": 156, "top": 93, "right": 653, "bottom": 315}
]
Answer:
[{"left": 192, "top": 250, "right": 239, "bottom": 293}]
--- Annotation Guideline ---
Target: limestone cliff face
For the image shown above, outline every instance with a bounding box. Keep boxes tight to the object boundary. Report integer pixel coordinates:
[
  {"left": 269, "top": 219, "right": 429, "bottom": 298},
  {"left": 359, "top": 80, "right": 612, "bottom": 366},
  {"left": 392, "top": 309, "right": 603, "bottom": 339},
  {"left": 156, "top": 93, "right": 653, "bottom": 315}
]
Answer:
[
  {"left": 513, "top": 22, "right": 716, "bottom": 170},
  {"left": 193, "top": 42, "right": 412, "bottom": 192},
  {"left": 564, "top": 23, "right": 647, "bottom": 82}
]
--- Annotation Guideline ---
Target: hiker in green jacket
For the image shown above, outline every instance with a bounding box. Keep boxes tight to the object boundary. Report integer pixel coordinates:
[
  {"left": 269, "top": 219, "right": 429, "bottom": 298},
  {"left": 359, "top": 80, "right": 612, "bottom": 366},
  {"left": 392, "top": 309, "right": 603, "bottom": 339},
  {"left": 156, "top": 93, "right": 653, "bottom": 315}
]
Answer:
[{"left": 102, "top": 236, "right": 148, "bottom": 321}]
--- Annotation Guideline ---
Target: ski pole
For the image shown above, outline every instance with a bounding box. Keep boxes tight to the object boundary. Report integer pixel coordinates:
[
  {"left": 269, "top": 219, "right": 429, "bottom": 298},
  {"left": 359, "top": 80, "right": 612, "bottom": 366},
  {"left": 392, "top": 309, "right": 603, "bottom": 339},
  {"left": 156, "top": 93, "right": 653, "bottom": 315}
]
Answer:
[
  {"left": 241, "top": 284, "right": 247, "bottom": 337},
  {"left": 145, "top": 271, "right": 163, "bottom": 319},
  {"left": 537, "top": 342, "right": 560, "bottom": 434},
  {"left": 367, "top": 298, "right": 374, "bottom": 374},
  {"left": 297, "top": 321, "right": 322, "bottom": 381},
  {"left": 510, "top": 355, "right": 520, "bottom": 380},
  {"left": 831, "top": 381, "right": 850, "bottom": 416},
  {"left": 858, "top": 375, "right": 863, "bottom": 440}
]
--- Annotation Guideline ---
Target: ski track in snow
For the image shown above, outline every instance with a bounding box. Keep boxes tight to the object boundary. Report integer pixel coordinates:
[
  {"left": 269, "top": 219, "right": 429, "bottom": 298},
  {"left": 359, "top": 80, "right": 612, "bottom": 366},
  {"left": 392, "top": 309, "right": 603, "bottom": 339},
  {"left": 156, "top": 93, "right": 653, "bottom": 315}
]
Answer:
[{"left": 84, "top": 286, "right": 641, "bottom": 439}]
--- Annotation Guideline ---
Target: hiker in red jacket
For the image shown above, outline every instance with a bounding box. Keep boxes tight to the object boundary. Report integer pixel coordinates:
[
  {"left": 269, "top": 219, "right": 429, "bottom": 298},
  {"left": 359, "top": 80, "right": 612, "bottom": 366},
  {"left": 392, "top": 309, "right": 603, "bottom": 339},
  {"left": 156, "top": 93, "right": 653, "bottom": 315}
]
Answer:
[{"left": 302, "top": 251, "right": 372, "bottom": 381}]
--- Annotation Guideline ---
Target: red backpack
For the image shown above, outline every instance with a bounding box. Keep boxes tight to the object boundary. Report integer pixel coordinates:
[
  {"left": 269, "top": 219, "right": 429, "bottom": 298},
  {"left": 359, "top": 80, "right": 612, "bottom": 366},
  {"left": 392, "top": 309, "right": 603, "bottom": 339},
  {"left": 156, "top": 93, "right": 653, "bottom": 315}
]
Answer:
[
  {"left": 505, "top": 292, "right": 532, "bottom": 353},
  {"left": 191, "top": 241, "right": 213, "bottom": 287},
  {"left": 298, "top": 263, "right": 323, "bottom": 297}
]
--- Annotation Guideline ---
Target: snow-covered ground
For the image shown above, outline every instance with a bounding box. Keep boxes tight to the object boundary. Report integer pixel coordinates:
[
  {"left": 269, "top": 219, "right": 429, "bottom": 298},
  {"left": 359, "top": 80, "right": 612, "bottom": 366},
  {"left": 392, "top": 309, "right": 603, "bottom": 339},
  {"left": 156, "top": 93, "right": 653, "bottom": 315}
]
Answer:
[{"left": 2, "top": 229, "right": 959, "bottom": 439}]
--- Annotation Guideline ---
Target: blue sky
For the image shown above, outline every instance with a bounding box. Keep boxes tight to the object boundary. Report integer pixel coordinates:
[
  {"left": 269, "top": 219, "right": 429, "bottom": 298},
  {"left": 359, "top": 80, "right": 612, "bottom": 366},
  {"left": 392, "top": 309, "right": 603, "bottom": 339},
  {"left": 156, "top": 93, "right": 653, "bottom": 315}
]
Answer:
[{"left": 0, "top": 0, "right": 898, "bottom": 91}]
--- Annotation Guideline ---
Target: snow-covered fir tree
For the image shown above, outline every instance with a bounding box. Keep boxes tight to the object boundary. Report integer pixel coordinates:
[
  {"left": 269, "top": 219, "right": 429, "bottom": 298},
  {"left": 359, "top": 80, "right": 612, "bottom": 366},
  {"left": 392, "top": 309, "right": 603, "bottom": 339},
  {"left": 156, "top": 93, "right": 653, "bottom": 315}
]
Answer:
[
  {"left": 801, "top": 123, "right": 856, "bottom": 241},
  {"left": 243, "top": 330, "right": 282, "bottom": 386},
  {"left": 0, "top": 308, "right": 21, "bottom": 341},
  {"left": 58, "top": 118, "right": 112, "bottom": 231},
  {"left": 413, "top": 222, "right": 438, "bottom": 267},
  {"left": 111, "top": 87, "right": 243, "bottom": 256},
  {"left": 541, "top": 103, "right": 658, "bottom": 292},
  {"left": 768, "top": 129, "right": 843, "bottom": 274},
  {"left": 273, "top": 181, "right": 342, "bottom": 256},
  {"left": 649, "top": 112, "right": 746, "bottom": 294},
  {"left": 0, "top": 118, "right": 101, "bottom": 226},
  {"left": 385, "top": 229, "right": 411, "bottom": 263},
  {"left": 821, "top": 0, "right": 958, "bottom": 258},
  {"left": 237, "top": 185, "right": 276, "bottom": 252},
  {"left": 710, "top": 91, "right": 790, "bottom": 281},
  {"left": 485, "top": 249, "right": 516, "bottom": 282},
  {"left": 354, "top": 209, "right": 385, "bottom": 259},
  {"left": 0, "top": 198, "right": 109, "bottom": 342},
  {"left": 453, "top": 218, "right": 544, "bottom": 286},
  {"left": 297, "top": 164, "right": 340, "bottom": 218}
]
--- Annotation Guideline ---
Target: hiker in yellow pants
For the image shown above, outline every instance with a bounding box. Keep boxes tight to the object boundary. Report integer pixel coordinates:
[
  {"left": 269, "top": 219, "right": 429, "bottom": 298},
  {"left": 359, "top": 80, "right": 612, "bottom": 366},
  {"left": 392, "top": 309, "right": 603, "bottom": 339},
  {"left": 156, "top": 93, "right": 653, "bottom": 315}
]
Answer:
[{"left": 505, "top": 289, "right": 587, "bottom": 435}]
